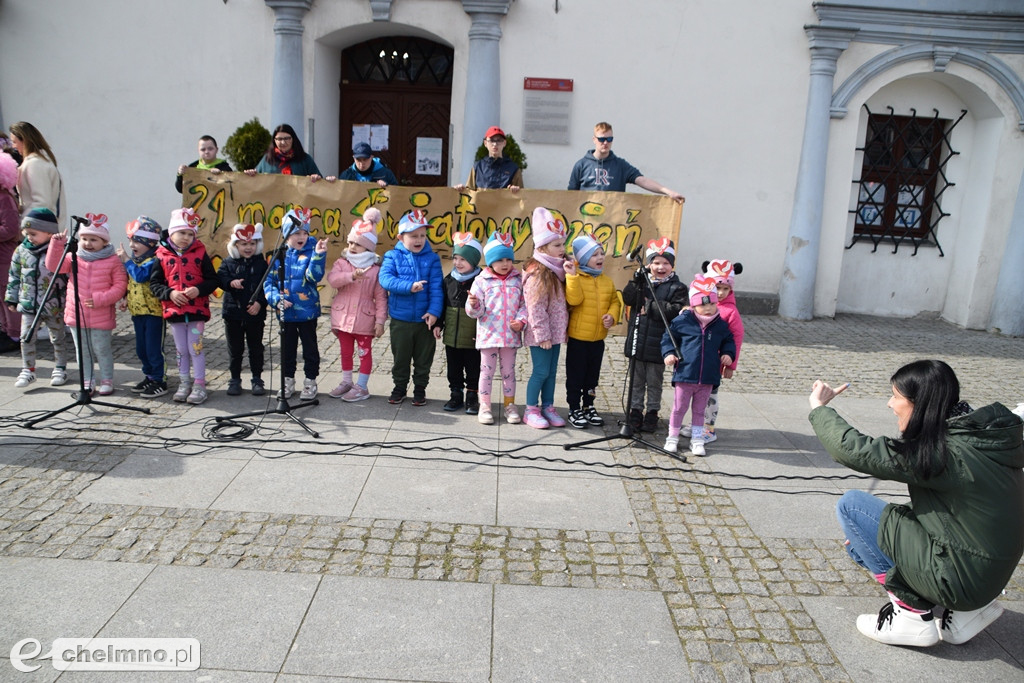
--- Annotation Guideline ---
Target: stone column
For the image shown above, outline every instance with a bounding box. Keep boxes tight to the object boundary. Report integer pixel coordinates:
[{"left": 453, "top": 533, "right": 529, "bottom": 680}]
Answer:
[
  {"left": 989, "top": 166, "right": 1024, "bottom": 335},
  {"left": 460, "top": 1, "right": 511, "bottom": 182},
  {"left": 778, "top": 27, "right": 856, "bottom": 320},
  {"left": 265, "top": 0, "right": 314, "bottom": 140}
]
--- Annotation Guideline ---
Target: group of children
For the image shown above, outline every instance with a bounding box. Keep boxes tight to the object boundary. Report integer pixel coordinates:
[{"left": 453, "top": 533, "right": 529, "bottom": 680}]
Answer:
[{"left": 4, "top": 202, "right": 743, "bottom": 455}]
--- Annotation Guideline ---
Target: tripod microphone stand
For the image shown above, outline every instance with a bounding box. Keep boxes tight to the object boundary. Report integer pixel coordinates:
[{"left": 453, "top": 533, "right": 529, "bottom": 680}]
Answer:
[
  {"left": 24, "top": 216, "right": 151, "bottom": 429},
  {"left": 215, "top": 220, "right": 320, "bottom": 438},
  {"left": 564, "top": 251, "right": 685, "bottom": 462}
]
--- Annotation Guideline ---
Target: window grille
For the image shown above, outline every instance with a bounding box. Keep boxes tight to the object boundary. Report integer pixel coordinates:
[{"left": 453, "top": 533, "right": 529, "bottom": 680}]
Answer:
[
  {"left": 849, "top": 106, "right": 965, "bottom": 255},
  {"left": 342, "top": 37, "right": 453, "bottom": 87}
]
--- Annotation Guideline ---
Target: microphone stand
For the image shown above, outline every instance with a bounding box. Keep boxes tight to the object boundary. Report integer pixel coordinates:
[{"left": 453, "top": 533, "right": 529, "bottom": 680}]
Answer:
[
  {"left": 24, "top": 217, "right": 151, "bottom": 428},
  {"left": 215, "top": 224, "right": 320, "bottom": 437},
  {"left": 563, "top": 253, "right": 685, "bottom": 463}
]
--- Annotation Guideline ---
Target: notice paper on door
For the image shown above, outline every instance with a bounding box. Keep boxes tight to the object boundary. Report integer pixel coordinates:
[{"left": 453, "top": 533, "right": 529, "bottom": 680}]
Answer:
[{"left": 415, "top": 137, "right": 442, "bottom": 176}]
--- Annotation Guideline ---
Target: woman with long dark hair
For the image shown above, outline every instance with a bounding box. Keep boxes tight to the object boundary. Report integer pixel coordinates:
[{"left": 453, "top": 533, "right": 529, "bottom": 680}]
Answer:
[
  {"left": 8, "top": 121, "right": 67, "bottom": 222},
  {"left": 809, "top": 360, "right": 1023, "bottom": 647},
  {"left": 243, "top": 123, "right": 325, "bottom": 180}
]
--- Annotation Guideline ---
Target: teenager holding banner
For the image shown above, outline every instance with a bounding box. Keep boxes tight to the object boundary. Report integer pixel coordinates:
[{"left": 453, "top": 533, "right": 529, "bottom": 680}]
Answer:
[
  {"left": 175, "top": 135, "right": 232, "bottom": 194},
  {"left": 567, "top": 122, "right": 683, "bottom": 203}
]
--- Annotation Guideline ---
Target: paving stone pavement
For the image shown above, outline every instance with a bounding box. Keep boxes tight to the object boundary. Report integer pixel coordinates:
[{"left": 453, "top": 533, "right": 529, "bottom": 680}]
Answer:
[{"left": 0, "top": 310, "right": 1021, "bottom": 681}]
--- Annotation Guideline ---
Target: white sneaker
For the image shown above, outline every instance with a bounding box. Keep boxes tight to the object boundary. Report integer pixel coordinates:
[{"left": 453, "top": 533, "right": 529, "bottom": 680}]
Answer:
[
  {"left": 50, "top": 368, "right": 68, "bottom": 386},
  {"left": 173, "top": 380, "right": 192, "bottom": 402},
  {"left": 186, "top": 383, "right": 208, "bottom": 405},
  {"left": 939, "top": 600, "right": 1004, "bottom": 645},
  {"left": 690, "top": 440, "right": 706, "bottom": 456},
  {"left": 663, "top": 436, "right": 679, "bottom": 452},
  {"left": 278, "top": 376, "right": 295, "bottom": 400},
  {"left": 478, "top": 407, "right": 494, "bottom": 425},
  {"left": 856, "top": 601, "right": 939, "bottom": 647},
  {"left": 300, "top": 378, "right": 317, "bottom": 400},
  {"left": 503, "top": 404, "right": 521, "bottom": 424},
  {"left": 15, "top": 369, "right": 35, "bottom": 387}
]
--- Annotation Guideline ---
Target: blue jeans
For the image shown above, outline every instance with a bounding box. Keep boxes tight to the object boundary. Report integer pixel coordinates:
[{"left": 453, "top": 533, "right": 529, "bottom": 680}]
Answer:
[
  {"left": 836, "top": 490, "right": 894, "bottom": 576},
  {"left": 527, "top": 344, "right": 560, "bottom": 407}
]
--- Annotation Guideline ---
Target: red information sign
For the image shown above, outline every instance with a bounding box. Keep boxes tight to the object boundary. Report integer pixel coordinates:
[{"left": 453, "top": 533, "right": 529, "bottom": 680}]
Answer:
[{"left": 524, "top": 78, "right": 574, "bottom": 92}]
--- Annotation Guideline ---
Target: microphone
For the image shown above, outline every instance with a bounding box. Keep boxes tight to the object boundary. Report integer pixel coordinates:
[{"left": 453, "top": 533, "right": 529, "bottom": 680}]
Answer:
[
  {"left": 627, "top": 244, "right": 644, "bottom": 262},
  {"left": 71, "top": 215, "right": 90, "bottom": 225}
]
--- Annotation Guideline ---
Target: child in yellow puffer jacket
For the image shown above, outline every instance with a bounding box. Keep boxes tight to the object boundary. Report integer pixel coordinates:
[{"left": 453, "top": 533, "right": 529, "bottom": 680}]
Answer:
[{"left": 564, "top": 232, "right": 621, "bottom": 428}]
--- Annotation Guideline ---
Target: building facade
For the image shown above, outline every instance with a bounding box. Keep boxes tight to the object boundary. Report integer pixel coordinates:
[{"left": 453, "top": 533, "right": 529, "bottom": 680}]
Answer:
[{"left": 2, "top": 0, "right": 1022, "bottom": 332}]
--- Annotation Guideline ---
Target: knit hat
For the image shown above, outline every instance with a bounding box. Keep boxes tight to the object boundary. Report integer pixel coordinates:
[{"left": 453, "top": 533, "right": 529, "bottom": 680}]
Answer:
[
  {"left": 78, "top": 213, "right": 110, "bottom": 242},
  {"left": 645, "top": 237, "right": 676, "bottom": 267},
  {"left": 688, "top": 274, "right": 719, "bottom": 307},
  {"left": 702, "top": 259, "right": 742, "bottom": 287},
  {"left": 348, "top": 219, "right": 378, "bottom": 251},
  {"left": 571, "top": 233, "right": 602, "bottom": 268},
  {"left": 0, "top": 150, "right": 17, "bottom": 192},
  {"left": 452, "top": 231, "right": 482, "bottom": 266},
  {"left": 21, "top": 207, "right": 59, "bottom": 234},
  {"left": 397, "top": 209, "right": 429, "bottom": 235},
  {"left": 169, "top": 207, "right": 202, "bottom": 234},
  {"left": 531, "top": 207, "right": 566, "bottom": 248},
  {"left": 126, "top": 216, "right": 162, "bottom": 249},
  {"left": 362, "top": 206, "right": 383, "bottom": 226},
  {"left": 281, "top": 207, "right": 312, "bottom": 238},
  {"left": 227, "top": 223, "right": 264, "bottom": 258},
  {"left": 484, "top": 232, "right": 515, "bottom": 266}
]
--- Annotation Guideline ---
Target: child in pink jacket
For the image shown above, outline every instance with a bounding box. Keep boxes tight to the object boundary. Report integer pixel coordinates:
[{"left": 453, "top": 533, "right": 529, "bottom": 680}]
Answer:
[
  {"left": 466, "top": 232, "right": 527, "bottom": 425},
  {"left": 45, "top": 213, "right": 128, "bottom": 395},
  {"left": 327, "top": 213, "right": 387, "bottom": 401},
  {"left": 701, "top": 259, "right": 745, "bottom": 443}
]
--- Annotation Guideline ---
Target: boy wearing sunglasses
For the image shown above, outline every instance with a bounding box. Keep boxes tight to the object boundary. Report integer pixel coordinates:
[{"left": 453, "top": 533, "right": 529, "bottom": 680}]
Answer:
[{"left": 567, "top": 122, "right": 684, "bottom": 202}]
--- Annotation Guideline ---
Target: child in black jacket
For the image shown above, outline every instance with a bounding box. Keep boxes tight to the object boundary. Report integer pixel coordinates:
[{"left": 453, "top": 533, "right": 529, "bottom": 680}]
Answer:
[
  {"left": 620, "top": 238, "right": 687, "bottom": 433},
  {"left": 217, "top": 223, "right": 269, "bottom": 395}
]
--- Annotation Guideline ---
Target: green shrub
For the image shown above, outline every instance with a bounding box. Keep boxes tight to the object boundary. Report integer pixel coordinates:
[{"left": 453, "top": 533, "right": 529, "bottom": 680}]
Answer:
[
  {"left": 474, "top": 132, "right": 528, "bottom": 171},
  {"left": 222, "top": 118, "right": 271, "bottom": 171}
]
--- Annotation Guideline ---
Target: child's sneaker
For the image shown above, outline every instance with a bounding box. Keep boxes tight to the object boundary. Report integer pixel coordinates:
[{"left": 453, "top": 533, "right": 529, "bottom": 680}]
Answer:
[
  {"left": 523, "top": 406, "right": 549, "bottom": 429},
  {"left": 50, "top": 367, "right": 68, "bottom": 387},
  {"left": 251, "top": 378, "right": 265, "bottom": 396},
  {"left": 130, "top": 378, "right": 149, "bottom": 393},
  {"left": 226, "top": 378, "right": 243, "bottom": 396},
  {"left": 938, "top": 600, "right": 1004, "bottom": 645},
  {"left": 857, "top": 601, "right": 939, "bottom": 647},
  {"left": 629, "top": 408, "right": 644, "bottom": 431},
  {"left": 341, "top": 385, "right": 370, "bottom": 402},
  {"left": 411, "top": 386, "right": 427, "bottom": 406},
  {"left": 703, "top": 427, "right": 718, "bottom": 443},
  {"left": 388, "top": 387, "right": 406, "bottom": 404},
  {"left": 464, "top": 391, "right": 480, "bottom": 415},
  {"left": 140, "top": 380, "right": 168, "bottom": 398},
  {"left": 503, "top": 403, "right": 521, "bottom": 424},
  {"left": 567, "top": 409, "right": 588, "bottom": 429},
  {"left": 583, "top": 406, "right": 604, "bottom": 426},
  {"left": 663, "top": 435, "right": 679, "bottom": 452},
  {"left": 478, "top": 406, "right": 494, "bottom": 425},
  {"left": 14, "top": 369, "right": 35, "bottom": 387},
  {"left": 277, "top": 377, "right": 295, "bottom": 400},
  {"left": 690, "top": 426, "right": 706, "bottom": 456},
  {"left": 299, "top": 378, "right": 317, "bottom": 401},
  {"left": 642, "top": 410, "right": 659, "bottom": 433},
  {"left": 173, "top": 380, "right": 192, "bottom": 402},
  {"left": 329, "top": 380, "right": 353, "bottom": 398},
  {"left": 97, "top": 380, "right": 114, "bottom": 396},
  {"left": 443, "top": 391, "right": 464, "bottom": 412},
  {"left": 542, "top": 405, "right": 566, "bottom": 427},
  {"left": 186, "top": 384, "right": 208, "bottom": 405}
]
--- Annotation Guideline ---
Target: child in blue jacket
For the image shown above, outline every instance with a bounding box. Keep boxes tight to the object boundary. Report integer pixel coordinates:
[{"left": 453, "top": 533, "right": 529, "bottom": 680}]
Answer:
[
  {"left": 661, "top": 275, "right": 735, "bottom": 457},
  {"left": 378, "top": 209, "right": 443, "bottom": 406},
  {"left": 263, "top": 208, "right": 327, "bottom": 401}
]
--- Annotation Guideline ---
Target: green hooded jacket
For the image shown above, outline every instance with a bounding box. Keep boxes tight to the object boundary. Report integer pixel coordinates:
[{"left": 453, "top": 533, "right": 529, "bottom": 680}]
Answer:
[{"left": 809, "top": 402, "right": 1024, "bottom": 611}]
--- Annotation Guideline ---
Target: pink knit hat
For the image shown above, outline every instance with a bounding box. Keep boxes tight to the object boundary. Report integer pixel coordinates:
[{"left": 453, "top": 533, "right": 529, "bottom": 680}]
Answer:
[
  {"left": 688, "top": 274, "right": 719, "bottom": 307},
  {"left": 348, "top": 219, "right": 378, "bottom": 251},
  {"left": 169, "top": 207, "right": 202, "bottom": 234},
  {"left": 531, "top": 207, "right": 566, "bottom": 248},
  {"left": 78, "top": 213, "right": 110, "bottom": 242},
  {"left": 703, "top": 259, "right": 741, "bottom": 286},
  {"left": 0, "top": 151, "right": 17, "bottom": 192}
]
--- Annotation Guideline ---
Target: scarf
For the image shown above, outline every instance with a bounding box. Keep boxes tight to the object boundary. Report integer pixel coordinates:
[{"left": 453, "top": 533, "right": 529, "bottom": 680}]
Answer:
[
  {"left": 131, "top": 246, "right": 157, "bottom": 265},
  {"left": 579, "top": 262, "right": 603, "bottom": 277},
  {"left": 345, "top": 249, "right": 377, "bottom": 270},
  {"left": 274, "top": 147, "right": 295, "bottom": 175},
  {"left": 79, "top": 243, "right": 115, "bottom": 262},
  {"left": 533, "top": 251, "right": 565, "bottom": 280},
  {"left": 694, "top": 310, "right": 717, "bottom": 328},
  {"left": 196, "top": 158, "right": 226, "bottom": 170},
  {"left": 451, "top": 266, "right": 481, "bottom": 283}
]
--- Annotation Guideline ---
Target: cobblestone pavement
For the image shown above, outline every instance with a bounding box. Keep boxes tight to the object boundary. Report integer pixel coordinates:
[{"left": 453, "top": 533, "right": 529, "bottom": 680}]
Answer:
[{"left": 1, "top": 311, "right": 1022, "bottom": 681}]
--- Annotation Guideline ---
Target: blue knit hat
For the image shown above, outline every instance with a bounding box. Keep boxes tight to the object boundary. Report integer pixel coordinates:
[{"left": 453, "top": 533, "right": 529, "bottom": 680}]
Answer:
[
  {"left": 282, "top": 207, "right": 312, "bottom": 238},
  {"left": 571, "top": 233, "right": 602, "bottom": 268},
  {"left": 484, "top": 232, "right": 515, "bottom": 266}
]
